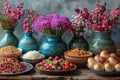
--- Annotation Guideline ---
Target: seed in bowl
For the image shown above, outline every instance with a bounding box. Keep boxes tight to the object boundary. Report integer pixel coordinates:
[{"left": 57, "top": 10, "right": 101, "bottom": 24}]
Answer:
[
  {"left": 65, "top": 48, "right": 91, "bottom": 57},
  {"left": 22, "top": 51, "right": 44, "bottom": 60}
]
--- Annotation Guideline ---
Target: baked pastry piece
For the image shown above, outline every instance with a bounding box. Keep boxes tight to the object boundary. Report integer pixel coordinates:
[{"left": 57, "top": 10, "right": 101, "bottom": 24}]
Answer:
[
  {"left": 100, "top": 50, "right": 110, "bottom": 59},
  {"left": 108, "top": 56, "right": 118, "bottom": 65},
  {"left": 115, "top": 63, "right": 120, "bottom": 71},
  {"left": 94, "top": 63, "right": 104, "bottom": 71},
  {"left": 0, "top": 46, "right": 22, "bottom": 58},
  {"left": 104, "top": 63, "right": 114, "bottom": 72}
]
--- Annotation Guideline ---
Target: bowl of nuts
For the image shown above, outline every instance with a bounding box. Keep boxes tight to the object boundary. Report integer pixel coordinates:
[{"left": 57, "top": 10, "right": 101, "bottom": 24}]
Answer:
[
  {"left": 0, "top": 46, "right": 22, "bottom": 58},
  {"left": 64, "top": 48, "right": 92, "bottom": 67}
]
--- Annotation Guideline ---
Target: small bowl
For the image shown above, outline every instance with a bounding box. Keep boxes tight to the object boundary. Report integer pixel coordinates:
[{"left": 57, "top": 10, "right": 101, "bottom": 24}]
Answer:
[
  {"left": 21, "top": 54, "right": 45, "bottom": 66},
  {"left": 64, "top": 52, "right": 92, "bottom": 67}
]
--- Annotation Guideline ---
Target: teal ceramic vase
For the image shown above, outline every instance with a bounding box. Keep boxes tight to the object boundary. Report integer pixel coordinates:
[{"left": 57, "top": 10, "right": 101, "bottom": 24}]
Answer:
[
  {"left": 18, "top": 32, "right": 38, "bottom": 53},
  {"left": 69, "top": 35, "right": 89, "bottom": 50},
  {"left": 40, "top": 35, "right": 67, "bottom": 58},
  {"left": 90, "top": 31, "right": 116, "bottom": 55},
  {"left": 0, "top": 30, "right": 18, "bottom": 48}
]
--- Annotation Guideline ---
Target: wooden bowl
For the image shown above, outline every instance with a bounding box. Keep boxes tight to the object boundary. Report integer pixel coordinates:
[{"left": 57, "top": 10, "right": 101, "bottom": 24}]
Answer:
[{"left": 64, "top": 52, "right": 92, "bottom": 67}]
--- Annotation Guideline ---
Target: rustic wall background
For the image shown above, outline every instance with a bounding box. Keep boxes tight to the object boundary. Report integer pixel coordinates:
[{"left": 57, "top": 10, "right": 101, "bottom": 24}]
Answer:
[{"left": 0, "top": 0, "right": 120, "bottom": 49}]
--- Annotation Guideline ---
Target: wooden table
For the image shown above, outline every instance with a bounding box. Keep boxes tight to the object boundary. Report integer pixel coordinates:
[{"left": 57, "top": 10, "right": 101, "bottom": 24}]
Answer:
[{"left": 0, "top": 68, "right": 120, "bottom": 80}]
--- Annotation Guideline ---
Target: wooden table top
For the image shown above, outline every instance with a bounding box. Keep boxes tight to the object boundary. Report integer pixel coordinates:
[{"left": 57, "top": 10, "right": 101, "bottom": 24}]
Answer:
[{"left": 0, "top": 68, "right": 120, "bottom": 80}]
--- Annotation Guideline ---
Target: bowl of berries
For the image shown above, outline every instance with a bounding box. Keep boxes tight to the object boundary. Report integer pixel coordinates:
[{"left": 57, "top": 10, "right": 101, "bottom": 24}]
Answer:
[{"left": 35, "top": 56, "right": 77, "bottom": 75}]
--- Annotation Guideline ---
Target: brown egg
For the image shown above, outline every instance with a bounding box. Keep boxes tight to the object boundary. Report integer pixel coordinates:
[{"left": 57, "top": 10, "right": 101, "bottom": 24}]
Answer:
[
  {"left": 88, "top": 61, "right": 97, "bottom": 69},
  {"left": 94, "top": 55, "right": 101, "bottom": 62},
  {"left": 87, "top": 57, "right": 95, "bottom": 63},
  {"left": 108, "top": 56, "right": 118, "bottom": 65},
  {"left": 104, "top": 63, "right": 114, "bottom": 72},
  {"left": 94, "top": 63, "right": 104, "bottom": 71},
  {"left": 100, "top": 50, "right": 110, "bottom": 59},
  {"left": 115, "top": 63, "right": 120, "bottom": 71}
]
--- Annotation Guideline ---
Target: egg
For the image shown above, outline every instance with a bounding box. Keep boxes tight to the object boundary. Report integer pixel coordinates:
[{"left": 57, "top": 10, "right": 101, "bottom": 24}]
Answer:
[
  {"left": 108, "top": 56, "right": 118, "bottom": 65},
  {"left": 87, "top": 57, "right": 95, "bottom": 63},
  {"left": 104, "top": 63, "right": 114, "bottom": 72},
  {"left": 94, "top": 63, "right": 104, "bottom": 71},
  {"left": 115, "top": 63, "right": 120, "bottom": 71},
  {"left": 88, "top": 61, "right": 97, "bottom": 69},
  {"left": 100, "top": 50, "right": 110, "bottom": 59}
]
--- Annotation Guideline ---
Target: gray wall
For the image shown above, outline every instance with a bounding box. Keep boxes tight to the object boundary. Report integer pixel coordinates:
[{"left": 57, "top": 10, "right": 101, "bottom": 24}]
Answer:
[{"left": 0, "top": 0, "right": 120, "bottom": 49}]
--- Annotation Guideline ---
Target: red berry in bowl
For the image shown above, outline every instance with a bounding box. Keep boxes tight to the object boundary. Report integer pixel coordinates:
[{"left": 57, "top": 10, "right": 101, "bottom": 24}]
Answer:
[
  {"left": 54, "top": 56, "right": 59, "bottom": 60},
  {"left": 58, "top": 66, "right": 62, "bottom": 70},
  {"left": 46, "top": 65, "right": 51, "bottom": 70},
  {"left": 48, "top": 56, "right": 53, "bottom": 61},
  {"left": 70, "top": 63, "right": 75, "bottom": 68},
  {"left": 65, "top": 65, "right": 70, "bottom": 70},
  {"left": 44, "top": 63, "right": 48, "bottom": 67},
  {"left": 51, "top": 65, "right": 56, "bottom": 69},
  {"left": 59, "top": 58, "right": 64, "bottom": 62},
  {"left": 54, "top": 60, "right": 60, "bottom": 65}
]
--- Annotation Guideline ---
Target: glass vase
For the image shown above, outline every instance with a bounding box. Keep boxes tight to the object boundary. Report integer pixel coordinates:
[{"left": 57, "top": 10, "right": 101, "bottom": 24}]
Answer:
[
  {"left": 89, "top": 31, "right": 116, "bottom": 55},
  {"left": 40, "top": 35, "right": 67, "bottom": 58},
  {"left": 69, "top": 35, "right": 89, "bottom": 51},
  {"left": 0, "top": 30, "right": 18, "bottom": 48},
  {"left": 18, "top": 32, "right": 38, "bottom": 53}
]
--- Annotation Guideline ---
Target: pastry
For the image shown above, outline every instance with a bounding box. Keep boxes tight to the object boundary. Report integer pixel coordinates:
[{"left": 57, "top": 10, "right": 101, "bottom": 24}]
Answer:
[
  {"left": 88, "top": 61, "right": 97, "bottom": 69},
  {"left": 110, "top": 53, "right": 117, "bottom": 58},
  {"left": 100, "top": 50, "right": 110, "bottom": 59},
  {"left": 87, "top": 57, "right": 95, "bottom": 63},
  {"left": 94, "top": 63, "right": 104, "bottom": 71},
  {"left": 104, "top": 63, "right": 114, "bottom": 72},
  {"left": 115, "top": 63, "right": 120, "bottom": 71},
  {"left": 108, "top": 56, "right": 118, "bottom": 65},
  {"left": 94, "top": 55, "right": 100, "bottom": 62}
]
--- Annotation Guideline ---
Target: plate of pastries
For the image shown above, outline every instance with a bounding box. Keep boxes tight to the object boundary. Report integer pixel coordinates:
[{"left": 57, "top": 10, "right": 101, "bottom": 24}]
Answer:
[{"left": 87, "top": 50, "right": 120, "bottom": 76}]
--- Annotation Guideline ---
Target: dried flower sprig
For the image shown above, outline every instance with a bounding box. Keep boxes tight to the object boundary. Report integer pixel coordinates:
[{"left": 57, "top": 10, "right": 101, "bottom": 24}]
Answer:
[
  {"left": 0, "top": 0, "right": 24, "bottom": 30},
  {"left": 77, "top": 2, "right": 120, "bottom": 32},
  {"left": 23, "top": 10, "right": 39, "bottom": 32},
  {"left": 71, "top": 8, "right": 90, "bottom": 36}
]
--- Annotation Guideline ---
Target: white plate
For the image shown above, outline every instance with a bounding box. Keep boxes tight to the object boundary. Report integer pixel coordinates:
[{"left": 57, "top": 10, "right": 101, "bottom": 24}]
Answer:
[{"left": 0, "top": 62, "right": 33, "bottom": 75}]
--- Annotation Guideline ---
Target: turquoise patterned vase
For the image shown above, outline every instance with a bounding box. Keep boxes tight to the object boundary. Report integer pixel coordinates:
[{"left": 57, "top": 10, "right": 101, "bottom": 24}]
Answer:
[
  {"left": 18, "top": 32, "right": 38, "bottom": 53},
  {"left": 0, "top": 30, "right": 18, "bottom": 48},
  {"left": 69, "top": 35, "right": 89, "bottom": 51},
  {"left": 40, "top": 35, "right": 67, "bottom": 58},
  {"left": 90, "top": 31, "right": 116, "bottom": 55}
]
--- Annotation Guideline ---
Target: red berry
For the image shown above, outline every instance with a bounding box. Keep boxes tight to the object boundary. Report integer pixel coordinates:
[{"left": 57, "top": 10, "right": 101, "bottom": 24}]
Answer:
[
  {"left": 58, "top": 66, "right": 62, "bottom": 70},
  {"left": 65, "top": 61, "right": 70, "bottom": 66},
  {"left": 44, "top": 63, "right": 48, "bottom": 67},
  {"left": 46, "top": 65, "right": 51, "bottom": 70},
  {"left": 48, "top": 57, "right": 53, "bottom": 61},
  {"left": 54, "top": 61, "right": 59, "bottom": 65},
  {"left": 51, "top": 65, "right": 56, "bottom": 69},
  {"left": 38, "top": 62, "right": 43, "bottom": 66},
  {"left": 65, "top": 65, "right": 70, "bottom": 70},
  {"left": 59, "top": 58, "right": 64, "bottom": 62},
  {"left": 70, "top": 63, "right": 75, "bottom": 68},
  {"left": 54, "top": 56, "right": 59, "bottom": 60}
]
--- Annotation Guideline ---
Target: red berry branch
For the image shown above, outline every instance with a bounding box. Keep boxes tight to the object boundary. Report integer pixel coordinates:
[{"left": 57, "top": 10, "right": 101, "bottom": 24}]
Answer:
[
  {"left": 23, "top": 10, "right": 39, "bottom": 32},
  {"left": 0, "top": 0, "right": 24, "bottom": 30}
]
